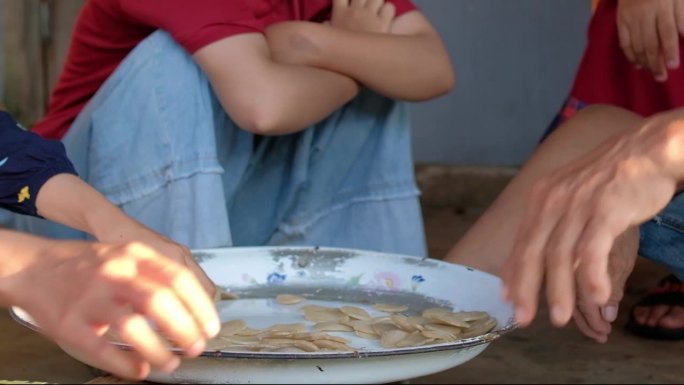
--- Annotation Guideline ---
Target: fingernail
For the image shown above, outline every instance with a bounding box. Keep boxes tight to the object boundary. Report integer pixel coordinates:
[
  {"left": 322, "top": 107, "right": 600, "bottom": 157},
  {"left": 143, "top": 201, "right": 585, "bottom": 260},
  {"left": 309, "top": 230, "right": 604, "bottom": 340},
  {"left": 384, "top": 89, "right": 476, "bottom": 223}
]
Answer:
[
  {"left": 601, "top": 305, "right": 618, "bottom": 323},
  {"left": 550, "top": 306, "right": 565, "bottom": 325},
  {"left": 187, "top": 339, "right": 206, "bottom": 356},
  {"left": 205, "top": 319, "right": 220, "bottom": 338},
  {"left": 162, "top": 356, "right": 181, "bottom": 373},
  {"left": 501, "top": 285, "right": 509, "bottom": 301},
  {"left": 667, "top": 58, "right": 679, "bottom": 69},
  {"left": 515, "top": 307, "right": 529, "bottom": 326}
]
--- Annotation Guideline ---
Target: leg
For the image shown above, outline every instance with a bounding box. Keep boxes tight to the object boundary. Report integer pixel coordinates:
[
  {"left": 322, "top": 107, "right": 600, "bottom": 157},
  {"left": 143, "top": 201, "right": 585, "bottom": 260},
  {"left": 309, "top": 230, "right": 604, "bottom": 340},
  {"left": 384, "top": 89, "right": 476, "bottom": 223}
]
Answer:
[
  {"left": 443, "top": 104, "right": 644, "bottom": 342},
  {"left": 229, "top": 89, "right": 427, "bottom": 257},
  {"left": 14, "top": 30, "right": 239, "bottom": 248},
  {"left": 14, "top": 31, "right": 425, "bottom": 256}
]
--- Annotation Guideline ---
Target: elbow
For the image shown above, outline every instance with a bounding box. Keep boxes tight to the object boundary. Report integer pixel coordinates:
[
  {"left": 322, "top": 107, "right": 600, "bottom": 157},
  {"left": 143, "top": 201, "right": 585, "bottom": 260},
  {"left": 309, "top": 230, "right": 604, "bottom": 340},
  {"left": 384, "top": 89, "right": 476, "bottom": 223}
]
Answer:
[
  {"left": 230, "top": 102, "right": 290, "bottom": 136},
  {"left": 406, "top": 67, "right": 456, "bottom": 102},
  {"left": 435, "top": 67, "right": 456, "bottom": 96}
]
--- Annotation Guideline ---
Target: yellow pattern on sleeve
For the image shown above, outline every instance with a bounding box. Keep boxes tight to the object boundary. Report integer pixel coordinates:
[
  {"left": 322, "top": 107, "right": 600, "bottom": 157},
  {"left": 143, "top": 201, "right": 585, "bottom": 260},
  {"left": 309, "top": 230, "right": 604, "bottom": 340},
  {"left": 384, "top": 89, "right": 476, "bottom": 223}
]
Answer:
[{"left": 17, "top": 186, "right": 30, "bottom": 203}]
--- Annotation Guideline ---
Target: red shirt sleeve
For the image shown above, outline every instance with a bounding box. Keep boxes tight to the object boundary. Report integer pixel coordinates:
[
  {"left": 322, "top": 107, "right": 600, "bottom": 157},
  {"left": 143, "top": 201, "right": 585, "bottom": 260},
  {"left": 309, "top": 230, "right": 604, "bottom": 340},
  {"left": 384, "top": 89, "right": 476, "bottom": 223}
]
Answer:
[{"left": 117, "top": 0, "right": 264, "bottom": 53}]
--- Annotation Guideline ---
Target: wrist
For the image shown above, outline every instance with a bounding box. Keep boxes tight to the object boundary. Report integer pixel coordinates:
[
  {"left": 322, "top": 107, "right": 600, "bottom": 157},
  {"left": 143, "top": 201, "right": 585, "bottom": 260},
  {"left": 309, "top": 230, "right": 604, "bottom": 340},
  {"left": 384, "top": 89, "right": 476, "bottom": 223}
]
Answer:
[
  {"left": 648, "top": 112, "right": 684, "bottom": 185},
  {"left": 0, "top": 230, "right": 52, "bottom": 306},
  {"left": 88, "top": 207, "right": 146, "bottom": 243}
]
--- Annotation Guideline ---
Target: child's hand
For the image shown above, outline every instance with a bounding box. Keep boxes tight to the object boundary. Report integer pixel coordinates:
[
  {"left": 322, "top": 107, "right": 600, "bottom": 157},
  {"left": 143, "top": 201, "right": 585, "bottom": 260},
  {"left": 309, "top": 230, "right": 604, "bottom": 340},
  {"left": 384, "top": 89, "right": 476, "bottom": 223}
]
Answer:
[
  {"left": 5, "top": 235, "right": 220, "bottom": 381},
  {"left": 330, "top": 0, "right": 396, "bottom": 34},
  {"left": 99, "top": 223, "right": 217, "bottom": 299},
  {"left": 617, "top": 0, "right": 684, "bottom": 81}
]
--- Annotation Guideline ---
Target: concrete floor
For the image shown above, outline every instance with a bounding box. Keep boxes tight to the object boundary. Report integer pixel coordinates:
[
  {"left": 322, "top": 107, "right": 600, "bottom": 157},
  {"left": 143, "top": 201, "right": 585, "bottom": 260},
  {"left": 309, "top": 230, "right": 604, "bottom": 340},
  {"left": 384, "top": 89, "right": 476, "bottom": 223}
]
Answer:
[{"left": 1, "top": 167, "right": 684, "bottom": 384}]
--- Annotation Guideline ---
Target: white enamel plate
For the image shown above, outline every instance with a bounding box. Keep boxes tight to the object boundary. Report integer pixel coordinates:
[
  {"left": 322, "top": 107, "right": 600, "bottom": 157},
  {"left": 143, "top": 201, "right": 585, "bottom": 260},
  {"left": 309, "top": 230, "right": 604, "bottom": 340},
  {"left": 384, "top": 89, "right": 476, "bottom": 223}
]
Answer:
[{"left": 11, "top": 246, "right": 517, "bottom": 384}]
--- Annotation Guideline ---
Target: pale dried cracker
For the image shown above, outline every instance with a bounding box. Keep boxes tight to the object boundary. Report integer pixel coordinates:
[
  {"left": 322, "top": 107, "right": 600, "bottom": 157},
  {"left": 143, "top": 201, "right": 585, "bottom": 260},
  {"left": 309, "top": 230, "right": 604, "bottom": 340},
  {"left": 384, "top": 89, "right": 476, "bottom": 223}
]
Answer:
[
  {"left": 276, "top": 294, "right": 306, "bottom": 305},
  {"left": 380, "top": 329, "right": 409, "bottom": 348},
  {"left": 421, "top": 307, "right": 452, "bottom": 318},
  {"left": 312, "top": 339, "right": 354, "bottom": 351},
  {"left": 349, "top": 319, "right": 376, "bottom": 335},
  {"left": 293, "top": 340, "right": 320, "bottom": 352},
  {"left": 291, "top": 331, "right": 350, "bottom": 344},
  {"left": 396, "top": 331, "right": 432, "bottom": 348},
  {"left": 266, "top": 323, "right": 307, "bottom": 333},
  {"left": 214, "top": 286, "right": 240, "bottom": 301},
  {"left": 314, "top": 321, "right": 354, "bottom": 332},
  {"left": 303, "top": 308, "right": 349, "bottom": 323},
  {"left": 355, "top": 330, "right": 380, "bottom": 340},
  {"left": 462, "top": 317, "right": 497, "bottom": 338},
  {"left": 373, "top": 303, "right": 409, "bottom": 313},
  {"left": 340, "top": 305, "right": 372, "bottom": 320},
  {"left": 218, "top": 319, "right": 247, "bottom": 336},
  {"left": 390, "top": 314, "right": 422, "bottom": 332}
]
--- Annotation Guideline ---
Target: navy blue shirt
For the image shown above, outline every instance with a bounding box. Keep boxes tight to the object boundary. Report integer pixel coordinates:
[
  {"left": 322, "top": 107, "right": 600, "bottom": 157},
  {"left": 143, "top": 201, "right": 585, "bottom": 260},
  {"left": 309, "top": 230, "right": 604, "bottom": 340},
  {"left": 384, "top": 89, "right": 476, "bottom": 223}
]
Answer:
[{"left": 0, "top": 111, "right": 77, "bottom": 217}]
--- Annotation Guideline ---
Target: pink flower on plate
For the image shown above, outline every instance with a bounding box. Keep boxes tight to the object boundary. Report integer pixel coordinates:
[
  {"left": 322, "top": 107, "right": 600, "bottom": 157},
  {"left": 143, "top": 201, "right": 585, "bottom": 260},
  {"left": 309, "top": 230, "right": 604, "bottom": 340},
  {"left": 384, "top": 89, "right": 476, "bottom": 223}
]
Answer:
[{"left": 374, "top": 271, "right": 402, "bottom": 290}]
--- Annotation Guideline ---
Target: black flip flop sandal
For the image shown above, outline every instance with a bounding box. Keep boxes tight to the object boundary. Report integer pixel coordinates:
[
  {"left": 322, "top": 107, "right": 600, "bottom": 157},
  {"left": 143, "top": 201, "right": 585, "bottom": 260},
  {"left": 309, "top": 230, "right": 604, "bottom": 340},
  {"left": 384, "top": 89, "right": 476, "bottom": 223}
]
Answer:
[{"left": 626, "top": 274, "right": 684, "bottom": 340}]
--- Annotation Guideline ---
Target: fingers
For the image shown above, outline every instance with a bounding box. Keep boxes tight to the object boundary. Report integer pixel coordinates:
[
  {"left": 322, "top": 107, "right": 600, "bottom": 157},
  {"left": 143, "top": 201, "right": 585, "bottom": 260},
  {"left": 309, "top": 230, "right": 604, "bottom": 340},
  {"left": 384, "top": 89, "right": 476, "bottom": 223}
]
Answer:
[
  {"left": 130, "top": 245, "right": 220, "bottom": 340},
  {"left": 642, "top": 12, "right": 666, "bottom": 80},
  {"left": 181, "top": 250, "right": 217, "bottom": 299},
  {"left": 628, "top": 14, "right": 648, "bottom": 68},
  {"left": 657, "top": 6, "right": 680, "bottom": 71},
  {"left": 112, "top": 274, "right": 209, "bottom": 357},
  {"left": 350, "top": 0, "right": 367, "bottom": 7},
  {"left": 543, "top": 209, "right": 583, "bottom": 327},
  {"left": 55, "top": 318, "right": 151, "bottom": 381},
  {"left": 378, "top": 2, "right": 396, "bottom": 23},
  {"left": 573, "top": 216, "right": 616, "bottom": 306},
  {"left": 572, "top": 307, "right": 609, "bottom": 343},
  {"left": 504, "top": 181, "right": 559, "bottom": 327},
  {"left": 333, "top": 0, "right": 350, "bottom": 9},
  {"left": 618, "top": 19, "right": 637, "bottom": 64},
  {"left": 116, "top": 313, "right": 181, "bottom": 372},
  {"left": 675, "top": 0, "right": 684, "bottom": 36},
  {"left": 365, "top": 0, "right": 384, "bottom": 14},
  {"left": 621, "top": 2, "right": 681, "bottom": 80}
]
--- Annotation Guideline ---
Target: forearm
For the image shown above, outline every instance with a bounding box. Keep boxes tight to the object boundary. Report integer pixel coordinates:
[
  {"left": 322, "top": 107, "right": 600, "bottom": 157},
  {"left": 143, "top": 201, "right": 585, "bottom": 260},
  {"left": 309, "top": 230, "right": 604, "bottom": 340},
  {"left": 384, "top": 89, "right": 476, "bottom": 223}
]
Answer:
[
  {"left": 320, "top": 28, "right": 452, "bottom": 100},
  {"left": 650, "top": 108, "right": 684, "bottom": 187},
  {"left": 241, "top": 62, "right": 360, "bottom": 134},
  {"left": 35, "top": 174, "right": 145, "bottom": 242},
  {"left": 195, "top": 34, "right": 360, "bottom": 136},
  {"left": 0, "top": 230, "right": 49, "bottom": 305},
  {"left": 271, "top": 21, "right": 454, "bottom": 101}
]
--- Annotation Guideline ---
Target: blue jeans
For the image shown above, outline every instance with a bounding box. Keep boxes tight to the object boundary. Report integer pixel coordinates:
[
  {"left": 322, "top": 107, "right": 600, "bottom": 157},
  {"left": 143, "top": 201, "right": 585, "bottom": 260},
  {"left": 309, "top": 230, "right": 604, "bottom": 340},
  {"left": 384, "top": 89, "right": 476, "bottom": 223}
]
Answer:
[
  {"left": 640, "top": 193, "right": 684, "bottom": 281},
  {"left": 10, "top": 30, "right": 427, "bottom": 257}
]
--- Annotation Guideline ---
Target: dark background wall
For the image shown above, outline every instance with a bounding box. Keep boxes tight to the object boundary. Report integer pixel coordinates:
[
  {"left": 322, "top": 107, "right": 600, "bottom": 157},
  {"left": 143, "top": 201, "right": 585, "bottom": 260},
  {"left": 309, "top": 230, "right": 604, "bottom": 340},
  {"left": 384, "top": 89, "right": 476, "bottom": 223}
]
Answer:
[{"left": 409, "top": 0, "right": 592, "bottom": 166}]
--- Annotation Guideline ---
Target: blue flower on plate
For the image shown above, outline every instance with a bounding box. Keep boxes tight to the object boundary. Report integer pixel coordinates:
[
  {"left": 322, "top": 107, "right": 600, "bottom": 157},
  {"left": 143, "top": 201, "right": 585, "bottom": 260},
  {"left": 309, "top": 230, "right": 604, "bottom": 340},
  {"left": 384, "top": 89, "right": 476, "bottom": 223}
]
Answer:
[
  {"left": 411, "top": 274, "right": 425, "bottom": 291},
  {"left": 267, "top": 272, "right": 287, "bottom": 285}
]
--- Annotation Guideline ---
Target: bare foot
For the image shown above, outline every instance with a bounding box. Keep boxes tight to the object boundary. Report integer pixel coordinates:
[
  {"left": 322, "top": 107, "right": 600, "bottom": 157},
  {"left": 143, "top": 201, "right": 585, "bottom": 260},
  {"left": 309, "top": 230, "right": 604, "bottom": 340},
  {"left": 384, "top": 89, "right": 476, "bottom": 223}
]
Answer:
[{"left": 629, "top": 275, "right": 684, "bottom": 338}]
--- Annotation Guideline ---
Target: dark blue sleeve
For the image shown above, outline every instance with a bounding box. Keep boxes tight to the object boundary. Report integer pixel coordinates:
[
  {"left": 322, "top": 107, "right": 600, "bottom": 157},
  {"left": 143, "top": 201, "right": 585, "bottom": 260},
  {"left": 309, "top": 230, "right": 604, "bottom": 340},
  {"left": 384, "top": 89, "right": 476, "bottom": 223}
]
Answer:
[{"left": 0, "top": 111, "right": 78, "bottom": 217}]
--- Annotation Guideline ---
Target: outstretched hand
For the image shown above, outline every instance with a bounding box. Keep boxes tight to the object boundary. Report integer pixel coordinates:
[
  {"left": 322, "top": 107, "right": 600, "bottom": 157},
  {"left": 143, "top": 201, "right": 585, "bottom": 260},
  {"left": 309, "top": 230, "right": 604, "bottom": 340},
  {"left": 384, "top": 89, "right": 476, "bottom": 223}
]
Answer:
[
  {"left": 1, "top": 233, "right": 220, "bottom": 381},
  {"left": 502, "top": 109, "right": 684, "bottom": 330}
]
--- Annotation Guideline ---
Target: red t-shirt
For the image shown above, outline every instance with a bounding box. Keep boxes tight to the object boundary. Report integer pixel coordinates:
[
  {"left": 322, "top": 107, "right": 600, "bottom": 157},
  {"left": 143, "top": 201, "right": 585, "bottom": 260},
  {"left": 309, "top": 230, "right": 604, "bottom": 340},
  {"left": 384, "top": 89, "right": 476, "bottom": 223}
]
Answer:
[
  {"left": 568, "top": 0, "right": 684, "bottom": 116},
  {"left": 34, "top": 0, "right": 417, "bottom": 139}
]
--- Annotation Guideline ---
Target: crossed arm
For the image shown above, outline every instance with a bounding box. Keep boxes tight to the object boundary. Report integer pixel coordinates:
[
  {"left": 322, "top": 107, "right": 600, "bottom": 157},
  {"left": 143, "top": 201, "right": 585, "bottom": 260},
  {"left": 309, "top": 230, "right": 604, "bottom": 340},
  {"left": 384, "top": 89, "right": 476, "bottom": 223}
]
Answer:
[{"left": 193, "top": 2, "right": 454, "bottom": 135}]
